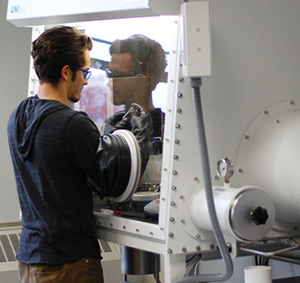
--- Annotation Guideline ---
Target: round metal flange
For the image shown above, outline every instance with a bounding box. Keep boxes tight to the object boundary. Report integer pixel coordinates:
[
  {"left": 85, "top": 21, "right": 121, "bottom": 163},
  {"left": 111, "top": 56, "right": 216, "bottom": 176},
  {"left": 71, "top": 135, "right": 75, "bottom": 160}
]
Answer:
[{"left": 110, "top": 130, "right": 141, "bottom": 202}]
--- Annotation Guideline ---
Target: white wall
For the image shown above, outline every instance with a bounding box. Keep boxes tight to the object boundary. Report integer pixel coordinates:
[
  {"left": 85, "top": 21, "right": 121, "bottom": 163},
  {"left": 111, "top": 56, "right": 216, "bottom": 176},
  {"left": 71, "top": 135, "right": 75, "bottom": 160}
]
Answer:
[{"left": 0, "top": 1, "right": 31, "bottom": 223}]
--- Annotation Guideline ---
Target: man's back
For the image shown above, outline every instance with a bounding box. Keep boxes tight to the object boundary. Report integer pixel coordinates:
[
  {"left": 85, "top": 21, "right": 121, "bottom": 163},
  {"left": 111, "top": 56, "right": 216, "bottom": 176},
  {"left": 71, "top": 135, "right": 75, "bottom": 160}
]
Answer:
[{"left": 8, "top": 96, "right": 101, "bottom": 265}]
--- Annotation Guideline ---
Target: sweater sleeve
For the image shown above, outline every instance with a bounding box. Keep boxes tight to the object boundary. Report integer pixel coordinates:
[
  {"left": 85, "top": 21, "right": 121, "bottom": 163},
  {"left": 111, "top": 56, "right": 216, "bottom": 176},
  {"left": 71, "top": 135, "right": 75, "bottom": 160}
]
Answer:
[{"left": 62, "top": 112, "right": 101, "bottom": 190}]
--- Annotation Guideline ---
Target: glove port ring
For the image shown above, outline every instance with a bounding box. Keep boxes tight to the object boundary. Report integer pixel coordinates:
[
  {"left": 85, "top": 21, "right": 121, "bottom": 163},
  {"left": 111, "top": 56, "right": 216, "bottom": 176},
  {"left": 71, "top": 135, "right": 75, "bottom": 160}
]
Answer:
[{"left": 110, "top": 130, "right": 141, "bottom": 202}]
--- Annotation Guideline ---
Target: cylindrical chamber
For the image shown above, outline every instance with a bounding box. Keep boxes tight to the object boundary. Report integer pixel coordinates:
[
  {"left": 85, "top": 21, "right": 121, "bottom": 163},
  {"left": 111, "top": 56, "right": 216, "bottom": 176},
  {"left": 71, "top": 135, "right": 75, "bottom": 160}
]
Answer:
[
  {"left": 189, "top": 186, "right": 275, "bottom": 242},
  {"left": 120, "top": 245, "right": 160, "bottom": 275},
  {"left": 240, "top": 110, "right": 300, "bottom": 224}
]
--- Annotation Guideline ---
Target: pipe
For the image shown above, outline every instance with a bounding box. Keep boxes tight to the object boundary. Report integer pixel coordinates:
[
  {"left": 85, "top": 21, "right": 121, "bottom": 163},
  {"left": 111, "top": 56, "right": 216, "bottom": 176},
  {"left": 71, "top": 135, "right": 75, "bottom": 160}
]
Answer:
[{"left": 174, "top": 78, "right": 233, "bottom": 282}]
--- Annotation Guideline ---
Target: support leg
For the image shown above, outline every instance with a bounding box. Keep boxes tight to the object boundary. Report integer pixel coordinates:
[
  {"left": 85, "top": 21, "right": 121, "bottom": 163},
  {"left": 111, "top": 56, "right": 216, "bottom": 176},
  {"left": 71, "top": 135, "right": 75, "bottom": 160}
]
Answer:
[{"left": 163, "top": 253, "right": 186, "bottom": 283}]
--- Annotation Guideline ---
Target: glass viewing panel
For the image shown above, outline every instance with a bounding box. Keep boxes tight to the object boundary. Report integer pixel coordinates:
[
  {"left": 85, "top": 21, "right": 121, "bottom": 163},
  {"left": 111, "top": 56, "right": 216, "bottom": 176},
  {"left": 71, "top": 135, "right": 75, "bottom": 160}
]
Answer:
[
  {"left": 74, "top": 16, "right": 177, "bottom": 214},
  {"left": 74, "top": 16, "right": 176, "bottom": 129}
]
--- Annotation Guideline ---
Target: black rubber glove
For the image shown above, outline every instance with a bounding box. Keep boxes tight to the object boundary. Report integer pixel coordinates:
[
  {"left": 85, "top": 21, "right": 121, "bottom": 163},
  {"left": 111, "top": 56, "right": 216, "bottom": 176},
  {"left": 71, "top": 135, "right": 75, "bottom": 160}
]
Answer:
[
  {"left": 130, "top": 112, "right": 153, "bottom": 176},
  {"left": 94, "top": 110, "right": 153, "bottom": 198},
  {"left": 94, "top": 133, "right": 132, "bottom": 198},
  {"left": 103, "top": 111, "right": 128, "bottom": 134},
  {"left": 104, "top": 103, "right": 145, "bottom": 134}
]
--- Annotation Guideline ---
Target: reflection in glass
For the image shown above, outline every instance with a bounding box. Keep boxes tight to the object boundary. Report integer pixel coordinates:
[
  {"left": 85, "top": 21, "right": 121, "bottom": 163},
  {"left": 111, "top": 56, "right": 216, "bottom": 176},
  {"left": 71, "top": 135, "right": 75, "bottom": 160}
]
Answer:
[{"left": 75, "top": 17, "right": 177, "bottom": 196}]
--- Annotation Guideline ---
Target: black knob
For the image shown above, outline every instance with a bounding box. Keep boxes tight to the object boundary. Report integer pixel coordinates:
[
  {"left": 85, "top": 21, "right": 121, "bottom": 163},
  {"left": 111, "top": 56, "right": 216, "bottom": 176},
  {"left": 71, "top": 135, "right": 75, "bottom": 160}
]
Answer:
[{"left": 250, "top": 206, "right": 269, "bottom": 225}]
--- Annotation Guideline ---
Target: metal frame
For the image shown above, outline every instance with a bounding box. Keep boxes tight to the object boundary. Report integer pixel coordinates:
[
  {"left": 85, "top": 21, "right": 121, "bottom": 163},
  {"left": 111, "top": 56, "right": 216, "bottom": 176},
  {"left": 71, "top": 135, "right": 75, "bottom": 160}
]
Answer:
[
  {"left": 240, "top": 238, "right": 300, "bottom": 265},
  {"left": 94, "top": 5, "right": 223, "bottom": 281},
  {"left": 7, "top": 0, "right": 180, "bottom": 27}
]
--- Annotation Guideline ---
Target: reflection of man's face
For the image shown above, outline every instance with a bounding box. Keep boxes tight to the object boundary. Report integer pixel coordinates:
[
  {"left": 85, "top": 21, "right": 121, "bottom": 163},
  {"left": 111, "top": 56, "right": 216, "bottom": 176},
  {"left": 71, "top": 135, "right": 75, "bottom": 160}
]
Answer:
[
  {"left": 108, "top": 52, "right": 148, "bottom": 109},
  {"left": 109, "top": 52, "right": 133, "bottom": 75},
  {"left": 108, "top": 52, "right": 134, "bottom": 105}
]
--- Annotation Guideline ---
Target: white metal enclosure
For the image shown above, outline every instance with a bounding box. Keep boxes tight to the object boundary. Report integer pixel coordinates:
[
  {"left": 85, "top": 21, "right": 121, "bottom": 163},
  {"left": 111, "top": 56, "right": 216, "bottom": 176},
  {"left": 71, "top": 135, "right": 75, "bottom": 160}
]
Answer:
[{"left": 6, "top": 0, "right": 300, "bottom": 282}]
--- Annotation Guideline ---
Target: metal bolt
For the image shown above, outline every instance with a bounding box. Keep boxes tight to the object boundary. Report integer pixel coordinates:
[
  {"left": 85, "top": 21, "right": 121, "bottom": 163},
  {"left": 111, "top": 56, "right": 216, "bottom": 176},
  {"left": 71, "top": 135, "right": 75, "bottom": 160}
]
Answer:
[
  {"left": 209, "top": 244, "right": 215, "bottom": 249},
  {"left": 178, "top": 93, "right": 183, "bottom": 97},
  {"left": 167, "top": 249, "right": 173, "bottom": 254},
  {"left": 177, "top": 108, "right": 182, "bottom": 113},
  {"left": 136, "top": 229, "right": 140, "bottom": 233},
  {"left": 110, "top": 223, "right": 113, "bottom": 227},
  {"left": 175, "top": 139, "right": 180, "bottom": 144},
  {"left": 175, "top": 124, "right": 181, "bottom": 129},
  {"left": 179, "top": 77, "right": 184, "bottom": 83},
  {"left": 182, "top": 247, "right": 187, "bottom": 252},
  {"left": 245, "top": 135, "right": 250, "bottom": 140},
  {"left": 169, "top": 232, "right": 174, "bottom": 238},
  {"left": 196, "top": 234, "right": 201, "bottom": 239},
  {"left": 291, "top": 100, "right": 296, "bottom": 105},
  {"left": 174, "top": 155, "right": 179, "bottom": 160},
  {"left": 276, "top": 119, "right": 280, "bottom": 123},
  {"left": 170, "top": 217, "right": 175, "bottom": 222},
  {"left": 264, "top": 110, "right": 269, "bottom": 115},
  {"left": 162, "top": 197, "right": 166, "bottom": 201},
  {"left": 194, "top": 177, "right": 199, "bottom": 182},
  {"left": 172, "top": 186, "right": 177, "bottom": 191},
  {"left": 172, "top": 170, "right": 178, "bottom": 175},
  {"left": 180, "top": 195, "right": 184, "bottom": 200},
  {"left": 238, "top": 168, "right": 244, "bottom": 173},
  {"left": 123, "top": 225, "right": 126, "bottom": 230},
  {"left": 171, "top": 201, "right": 176, "bottom": 206},
  {"left": 196, "top": 246, "right": 201, "bottom": 251},
  {"left": 150, "top": 232, "right": 154, "bottom": 236},
  {"left": 215, "top": 175, "right": 220, "bottom": 180},
  {"left": 181, "top": 219, "right": 186, "bottom": 224}
]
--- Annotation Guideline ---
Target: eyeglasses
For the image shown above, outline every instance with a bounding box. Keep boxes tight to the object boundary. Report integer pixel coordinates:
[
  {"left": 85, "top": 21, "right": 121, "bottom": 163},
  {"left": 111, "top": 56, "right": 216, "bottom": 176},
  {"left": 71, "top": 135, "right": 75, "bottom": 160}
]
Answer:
[
  {"left": 105, "top": 69, "right": 145, "bottom": 79},
  {"left": 69, "top": 65, "right": 92, "bottom": 81}
]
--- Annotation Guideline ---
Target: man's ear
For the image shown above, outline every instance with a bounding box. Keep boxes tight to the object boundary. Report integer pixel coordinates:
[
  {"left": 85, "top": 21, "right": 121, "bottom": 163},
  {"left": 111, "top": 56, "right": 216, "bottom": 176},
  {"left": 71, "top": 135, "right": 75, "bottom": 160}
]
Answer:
[{"left": 61, "top": 65, "right": 71, "bottom": 81}]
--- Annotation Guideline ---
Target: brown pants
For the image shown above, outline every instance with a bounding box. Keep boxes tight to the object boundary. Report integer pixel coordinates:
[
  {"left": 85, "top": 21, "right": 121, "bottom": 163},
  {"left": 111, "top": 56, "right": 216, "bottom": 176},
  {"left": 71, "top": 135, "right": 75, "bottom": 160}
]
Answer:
[{"left": 19, "top": 257, "right": 104, "bottom": 283}]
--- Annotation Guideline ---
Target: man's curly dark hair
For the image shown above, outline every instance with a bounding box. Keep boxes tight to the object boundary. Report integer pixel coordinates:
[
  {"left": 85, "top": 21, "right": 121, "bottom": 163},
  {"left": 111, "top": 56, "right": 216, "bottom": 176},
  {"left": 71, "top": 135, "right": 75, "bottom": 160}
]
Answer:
[{"left": 110, "top": 34, "right": 167, "bottom": 91}]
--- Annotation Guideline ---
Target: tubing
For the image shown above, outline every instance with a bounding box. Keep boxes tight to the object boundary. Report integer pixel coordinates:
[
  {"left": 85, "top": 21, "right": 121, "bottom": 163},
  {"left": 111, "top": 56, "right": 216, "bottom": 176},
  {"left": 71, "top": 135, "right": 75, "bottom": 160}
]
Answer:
[{"left": 174, "top": 78, "right": 233, "bottom": 283}]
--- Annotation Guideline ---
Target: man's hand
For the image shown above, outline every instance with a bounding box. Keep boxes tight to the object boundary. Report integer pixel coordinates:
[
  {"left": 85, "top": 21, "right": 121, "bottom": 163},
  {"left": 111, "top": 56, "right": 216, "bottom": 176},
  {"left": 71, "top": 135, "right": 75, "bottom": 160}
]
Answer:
[{"left": 103, "top": 111, "right": 128, "bottom": 134}]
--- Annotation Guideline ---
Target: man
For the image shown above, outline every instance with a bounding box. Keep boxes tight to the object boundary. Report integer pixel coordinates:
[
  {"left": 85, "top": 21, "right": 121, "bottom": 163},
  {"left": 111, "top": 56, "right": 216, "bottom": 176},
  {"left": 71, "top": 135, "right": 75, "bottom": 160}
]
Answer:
[
  {"left": 7, "top": 26, "right": 151, "bottom": 283},
  {"left": 106, "top": 34, "right": 167, "bottom": 143},
  {"left": 107, "top": 34, "right": 166, "bottom": 112}
]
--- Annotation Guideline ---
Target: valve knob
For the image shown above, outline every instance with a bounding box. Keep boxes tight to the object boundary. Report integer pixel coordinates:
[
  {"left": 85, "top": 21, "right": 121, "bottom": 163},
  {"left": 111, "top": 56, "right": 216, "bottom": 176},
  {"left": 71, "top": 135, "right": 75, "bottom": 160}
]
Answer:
[{"left": 250, "top": 206, "right": 269, "bottom": 225}]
